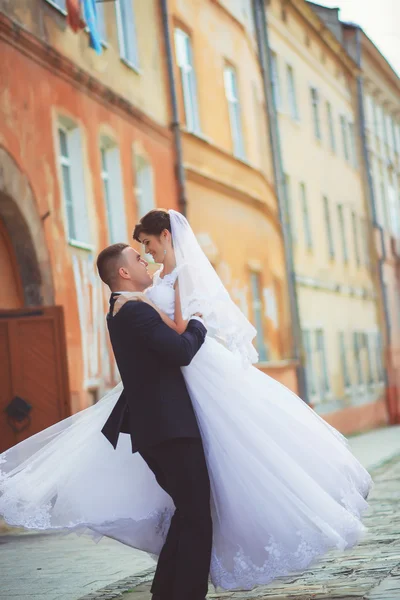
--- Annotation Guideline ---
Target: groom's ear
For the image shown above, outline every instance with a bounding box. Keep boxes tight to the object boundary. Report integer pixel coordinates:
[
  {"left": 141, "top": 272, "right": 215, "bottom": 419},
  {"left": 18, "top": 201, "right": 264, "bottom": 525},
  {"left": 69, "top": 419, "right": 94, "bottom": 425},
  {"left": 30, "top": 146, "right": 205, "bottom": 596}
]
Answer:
[{"left": 118, "top": 266, "right": 129, "bottom": 280}]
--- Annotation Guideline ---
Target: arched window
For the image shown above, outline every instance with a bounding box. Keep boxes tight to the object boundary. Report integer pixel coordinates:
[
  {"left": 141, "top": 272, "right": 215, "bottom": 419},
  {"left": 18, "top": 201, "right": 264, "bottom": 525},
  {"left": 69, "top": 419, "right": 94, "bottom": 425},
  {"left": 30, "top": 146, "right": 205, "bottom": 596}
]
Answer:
[
  {"left": 100, "top": 136, "right": 127, "bottom": 243},
  {"left": 135, "top": 155, "right": 155, "bottom": 218}
]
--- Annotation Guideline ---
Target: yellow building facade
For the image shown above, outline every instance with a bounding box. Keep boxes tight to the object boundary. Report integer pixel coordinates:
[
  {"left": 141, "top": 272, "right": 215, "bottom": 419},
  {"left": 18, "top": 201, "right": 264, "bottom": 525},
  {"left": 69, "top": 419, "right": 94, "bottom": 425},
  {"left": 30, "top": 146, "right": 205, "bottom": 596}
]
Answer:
[
  {"left": 351, "top": 27, "right": 400, "bottom": 424},
  {"left": 266, "top": 0, "right": 386, "bottom": 432},
  {"left": 167, "top": 0, "right": 298, "bottom": 389}
]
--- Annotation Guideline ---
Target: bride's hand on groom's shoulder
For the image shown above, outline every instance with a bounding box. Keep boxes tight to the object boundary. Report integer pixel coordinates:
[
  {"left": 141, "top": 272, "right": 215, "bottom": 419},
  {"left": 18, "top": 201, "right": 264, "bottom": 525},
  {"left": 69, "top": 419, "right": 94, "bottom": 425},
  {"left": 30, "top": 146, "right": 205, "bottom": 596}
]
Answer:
[{"left": 113, "top": 292, "right": 149, "bottom": 316}]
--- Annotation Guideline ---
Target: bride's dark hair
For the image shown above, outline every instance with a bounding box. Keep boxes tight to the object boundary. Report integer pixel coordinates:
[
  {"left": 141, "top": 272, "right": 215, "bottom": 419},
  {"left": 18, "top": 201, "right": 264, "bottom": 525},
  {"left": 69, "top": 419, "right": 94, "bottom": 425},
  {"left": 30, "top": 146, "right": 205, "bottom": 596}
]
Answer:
[{"left": 133, "top": 209, "right": 171, "bottom": 242}]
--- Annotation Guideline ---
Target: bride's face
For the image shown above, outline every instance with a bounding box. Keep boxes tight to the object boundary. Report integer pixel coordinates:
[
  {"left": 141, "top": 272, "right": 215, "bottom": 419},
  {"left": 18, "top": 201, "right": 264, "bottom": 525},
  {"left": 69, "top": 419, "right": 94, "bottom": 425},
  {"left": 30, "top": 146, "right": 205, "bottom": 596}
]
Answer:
[{"left": 139, "top": 230, "right": 172, "bottom": 264}]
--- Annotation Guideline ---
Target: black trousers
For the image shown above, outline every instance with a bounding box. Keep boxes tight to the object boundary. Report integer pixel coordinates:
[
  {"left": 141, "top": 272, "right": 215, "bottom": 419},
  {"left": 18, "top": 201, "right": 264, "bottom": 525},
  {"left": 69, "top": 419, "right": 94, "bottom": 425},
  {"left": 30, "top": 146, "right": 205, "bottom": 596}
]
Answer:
[{"left": 140, "top": 437, "right": 212, "bottom": 600}]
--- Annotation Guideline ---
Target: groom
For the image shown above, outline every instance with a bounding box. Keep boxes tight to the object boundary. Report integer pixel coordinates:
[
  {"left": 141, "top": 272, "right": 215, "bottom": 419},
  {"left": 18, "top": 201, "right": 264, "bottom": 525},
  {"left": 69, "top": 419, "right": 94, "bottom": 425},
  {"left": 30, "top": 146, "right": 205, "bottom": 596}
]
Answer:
[{"left": 96, "top": 243, "right": 212, "bottom": 600}]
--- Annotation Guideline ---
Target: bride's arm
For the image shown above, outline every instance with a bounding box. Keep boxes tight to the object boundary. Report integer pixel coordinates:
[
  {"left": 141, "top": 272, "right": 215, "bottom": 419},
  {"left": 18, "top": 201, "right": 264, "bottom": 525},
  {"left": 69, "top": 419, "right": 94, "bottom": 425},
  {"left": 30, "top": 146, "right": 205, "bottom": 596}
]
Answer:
[
  {"left": 114, "top": 292, "right": 181, "bottom": 332},
  {"left": 174, "top": 281, "right": 189, "bottom": 334}
]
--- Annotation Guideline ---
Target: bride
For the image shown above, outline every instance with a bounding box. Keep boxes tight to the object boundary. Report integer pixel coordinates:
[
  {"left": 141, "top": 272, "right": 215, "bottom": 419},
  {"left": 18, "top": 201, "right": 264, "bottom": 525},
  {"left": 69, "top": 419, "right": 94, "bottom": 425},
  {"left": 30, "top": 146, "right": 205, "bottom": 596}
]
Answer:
[{"left": 0, "top": 209, "right": 372, "bottom": 591}]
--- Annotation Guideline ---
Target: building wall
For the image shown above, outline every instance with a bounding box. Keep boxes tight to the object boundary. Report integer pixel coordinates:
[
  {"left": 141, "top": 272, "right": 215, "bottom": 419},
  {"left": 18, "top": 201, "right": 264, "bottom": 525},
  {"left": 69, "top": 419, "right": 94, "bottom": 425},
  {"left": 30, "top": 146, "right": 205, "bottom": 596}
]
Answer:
[
  {"left": 360, "top": 33, "right": 400, "bottom": 423},
  {"left": 0, "top": 2, "right": 177, "bottom": 412},
  {"left": 267, "top": 0, "right": 385, "bottom": 430},
  {"left": 169, "top": 0, "right": 297, "bottom": 388}
]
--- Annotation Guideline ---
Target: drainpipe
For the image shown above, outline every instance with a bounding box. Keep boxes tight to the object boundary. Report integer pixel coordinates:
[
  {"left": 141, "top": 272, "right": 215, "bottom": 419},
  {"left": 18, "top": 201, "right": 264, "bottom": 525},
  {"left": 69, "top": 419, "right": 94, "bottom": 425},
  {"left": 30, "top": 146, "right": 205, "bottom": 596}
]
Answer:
[
  {"left": 253, "top": 0, "right": 308, "bottom": 403},
  {"left": 160, "top": 0, "right": 187, "bottom": 216},
  {"left": 354, "top": 26, "right": 393, "bottom": 419}
]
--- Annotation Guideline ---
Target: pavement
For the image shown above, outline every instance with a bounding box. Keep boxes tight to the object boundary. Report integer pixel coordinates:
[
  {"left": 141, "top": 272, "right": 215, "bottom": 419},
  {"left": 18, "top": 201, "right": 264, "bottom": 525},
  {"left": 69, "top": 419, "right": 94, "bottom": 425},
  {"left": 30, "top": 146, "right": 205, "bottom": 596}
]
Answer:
[{"left": 1, "top": 424, "right": 400, "bottom": 600}]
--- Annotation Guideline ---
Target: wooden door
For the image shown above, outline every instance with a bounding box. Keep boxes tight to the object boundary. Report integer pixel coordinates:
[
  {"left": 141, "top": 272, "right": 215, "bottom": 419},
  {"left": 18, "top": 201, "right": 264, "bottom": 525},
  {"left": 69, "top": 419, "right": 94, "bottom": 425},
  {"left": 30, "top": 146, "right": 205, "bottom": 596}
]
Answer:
[{"left": 0, "top": 306, "right": 70, "bottom": 453}]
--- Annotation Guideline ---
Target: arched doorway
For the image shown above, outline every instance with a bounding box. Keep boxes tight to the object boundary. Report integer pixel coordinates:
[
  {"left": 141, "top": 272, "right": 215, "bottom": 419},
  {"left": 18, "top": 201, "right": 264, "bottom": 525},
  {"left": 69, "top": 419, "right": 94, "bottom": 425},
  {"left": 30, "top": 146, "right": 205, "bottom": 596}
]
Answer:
[
  {"left": 0, "top": 147, "right": 54, "bottom": 306},
  {"left": 0, "top": 217, "right": 23, "bottom": 309},
  {"left": 0, "top": 148, "right": 70, "bottom": 452}
]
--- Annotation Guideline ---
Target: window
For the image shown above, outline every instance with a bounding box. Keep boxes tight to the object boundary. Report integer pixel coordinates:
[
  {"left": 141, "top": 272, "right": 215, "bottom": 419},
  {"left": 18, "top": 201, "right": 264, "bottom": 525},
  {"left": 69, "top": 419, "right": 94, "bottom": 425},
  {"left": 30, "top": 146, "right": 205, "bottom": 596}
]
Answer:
[
  {"left": 391, "top": 117, "right": 398, "bottom": 154},
  {"left": 283, "top": 174, "right": 296, "bottom": 243},
  {"left": 372, "top": 98, "right": 379, "bottom": 137},
  {"left": 348, "top": 122, "right": 357, "bottom": 167},
  {"left": 286, "top": 65, "right": 299, "bottom": 120},
  {"left": 323, "top": 196, "right": 334, "bottom": 258},
  {"left": 379, "top": 179, "right": 390, "bottom": 230},
  {"left": 339, "top": 332, "right": 351, "bottom": 389},
  {"left": 310, "top": 87, "right": 321, "bottom": 140},
  {"left": 46, "top": 0, "right": 66, "bottom": 11},
  {"left": 224, "top": 66, "right": 246, "bottom": 159},
  {"left": 326, "top": 101, "right": 335, "bottom": 152},
  {"left": 340, "top": 115, "right": 350, "bottom": 161},
  {"left": 270, "top": 52, "right": 281, "bottom": 110},
  {"left": 316, "top": 329, "right": 330, "bottom": 396},
  {"left": 382, "top": 111, "right": 389, "bottom": 147},
  {"left": 337, "top": 204, "right": 348, "bottom": 263},
  {"left": 361, "top": 218, "right": 369, "bottom": 267},
  {"left": 352, "top": 211, "right": 360, "bottom": 267},
  {"left": 116, "top": 0, "right": 139, "bottom": 69},
  {"left": 375, "top": 333, "right": 385, "bottom": 382},
  {"left": 100, "top": 141, "right": 127, "bottom": 244},
  {"left": 250, "top": 272, "right": 268, "bottom": 362},
  {"left": 303, "top": 330, "right": 316, "bottom": 397},
  {"left": 363, "top": 333, "right": 374, "bottom": 385},
  {"left": 300, "top": 183, "right": 312, "bottom": 249},
  {"left": 135, "top": 155, "right": 155, "bottom": 218},
  {"left": 175, "top": 29, "right": 201, "bottom": 134},
  {"left": 58, "top": 120, "right": 91, "bottom": 247},
  {"left": 353, "top": 332, "right": 363, "bottom": 386},
  {"left": 388, "top": 177, "right": 400, "bottom": 239}
]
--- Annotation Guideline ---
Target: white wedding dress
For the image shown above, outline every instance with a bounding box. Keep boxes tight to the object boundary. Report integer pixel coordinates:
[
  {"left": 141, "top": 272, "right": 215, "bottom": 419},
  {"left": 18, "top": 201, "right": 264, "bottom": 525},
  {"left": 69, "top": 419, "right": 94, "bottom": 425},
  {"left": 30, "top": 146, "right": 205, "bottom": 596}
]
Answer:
[{"left": 0, "top": 266, "right": 372, "bottom": 591}]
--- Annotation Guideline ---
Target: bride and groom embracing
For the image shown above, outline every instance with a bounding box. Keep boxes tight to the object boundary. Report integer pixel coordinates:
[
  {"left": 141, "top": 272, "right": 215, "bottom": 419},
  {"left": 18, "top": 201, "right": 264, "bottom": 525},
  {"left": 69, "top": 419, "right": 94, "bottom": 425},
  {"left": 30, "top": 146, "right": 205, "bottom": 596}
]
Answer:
[{"left": 0, "top": 209, "right": 372, "bottom": 600}]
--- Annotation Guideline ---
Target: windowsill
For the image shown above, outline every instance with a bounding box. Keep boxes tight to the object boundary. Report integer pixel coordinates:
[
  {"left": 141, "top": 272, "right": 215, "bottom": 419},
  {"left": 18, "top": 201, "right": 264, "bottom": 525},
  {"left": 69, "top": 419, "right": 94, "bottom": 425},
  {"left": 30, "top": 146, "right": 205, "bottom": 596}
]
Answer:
[
  {"left": 44, "top": 0, "right": 67, "bottom": 16},
  {"left": 68, "top": 239, "right": 95, "bottom": 252},
  {"left": 182, "top": 127, "right": 211, "bottom": 144},
  {"left": 182, "top": 128, "right": 257, "bottom": 169},
  {"left": 84, "top": 27, "right": 108, "bottom": 49},
  {"left": 120, "top": 57, "right": 141, "bottom": 75}
]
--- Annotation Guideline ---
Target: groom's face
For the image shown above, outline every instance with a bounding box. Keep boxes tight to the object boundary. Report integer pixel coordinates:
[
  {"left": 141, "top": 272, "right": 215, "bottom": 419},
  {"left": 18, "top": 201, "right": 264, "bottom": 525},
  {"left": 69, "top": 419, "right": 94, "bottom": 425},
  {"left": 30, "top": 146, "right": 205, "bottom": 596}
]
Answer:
[{"left": 121, "top": 247, "right": 152, "bottom": 288}]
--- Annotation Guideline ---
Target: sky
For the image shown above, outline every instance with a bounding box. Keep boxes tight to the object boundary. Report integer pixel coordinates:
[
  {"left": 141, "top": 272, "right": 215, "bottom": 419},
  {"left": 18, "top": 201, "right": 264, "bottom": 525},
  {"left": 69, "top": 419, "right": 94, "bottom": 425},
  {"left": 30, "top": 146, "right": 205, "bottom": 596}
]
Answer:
[{"left": 309, "top": 0, "right": 400, "bottom": 76}]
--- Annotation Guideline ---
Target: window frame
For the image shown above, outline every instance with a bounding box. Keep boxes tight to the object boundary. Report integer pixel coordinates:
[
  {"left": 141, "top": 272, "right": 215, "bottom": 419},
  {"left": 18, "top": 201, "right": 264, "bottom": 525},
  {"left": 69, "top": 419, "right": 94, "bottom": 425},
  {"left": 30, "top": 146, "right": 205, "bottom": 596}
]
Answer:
[
  {"left": 323, "top": 195, "right": 335, "bottom": 259},
  {"left": 100, "top": 139, "right": 128, "bottom": 245},
  {"left": 115, "top": 0, "right": 140, "bottom": 71},
  {"left": 310, "top": 87, "right": 322, "bottom": 140},
  {"left": 57, "top": 119, "right": 92, "bottom": 250},
  {"left": 224, "top": 64, "right": 246, "bottom": 160},
  {"left": 250, "top": 271, "right": 268, "bottom": 362},
  {"left": 174, "top": 28, "right": 201, "bottom": 135},
  {"left": 286, "top": 64, "right": 299, "bottom": 121},
  {"left": 326, "top": 101, "right": 336, "bottom": 152}
]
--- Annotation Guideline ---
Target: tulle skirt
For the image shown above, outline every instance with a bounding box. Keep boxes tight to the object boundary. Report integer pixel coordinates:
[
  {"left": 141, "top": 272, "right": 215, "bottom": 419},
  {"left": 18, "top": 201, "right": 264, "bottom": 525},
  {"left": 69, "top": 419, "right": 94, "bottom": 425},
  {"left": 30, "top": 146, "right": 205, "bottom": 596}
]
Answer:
[{"left": 0, "top": 337, "right": 372, "bottom": 590}]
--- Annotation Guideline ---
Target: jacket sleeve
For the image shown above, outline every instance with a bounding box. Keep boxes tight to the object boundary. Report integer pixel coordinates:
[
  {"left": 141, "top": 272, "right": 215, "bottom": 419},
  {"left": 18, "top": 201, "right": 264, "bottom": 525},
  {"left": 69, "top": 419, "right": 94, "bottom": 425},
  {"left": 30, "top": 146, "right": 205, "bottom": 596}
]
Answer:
[{"left": 122, "top": 302, "right": 207, "bottom": 366}]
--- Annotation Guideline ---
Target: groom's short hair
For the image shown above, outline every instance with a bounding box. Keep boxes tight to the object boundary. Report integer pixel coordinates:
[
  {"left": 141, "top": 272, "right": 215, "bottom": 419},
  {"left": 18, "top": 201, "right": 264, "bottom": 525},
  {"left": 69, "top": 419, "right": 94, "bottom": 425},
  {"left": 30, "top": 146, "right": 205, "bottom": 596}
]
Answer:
[{"left": 97, "top": 243, "right": 129, "bottom": 287}]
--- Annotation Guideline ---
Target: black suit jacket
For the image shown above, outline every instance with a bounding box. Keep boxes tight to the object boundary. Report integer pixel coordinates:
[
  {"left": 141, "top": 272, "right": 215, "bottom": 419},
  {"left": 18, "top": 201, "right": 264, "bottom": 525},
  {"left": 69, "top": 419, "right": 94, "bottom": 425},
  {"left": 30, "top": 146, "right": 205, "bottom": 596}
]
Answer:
[{"left": 101, "top": 294, "right": 207, "bottom": 453}]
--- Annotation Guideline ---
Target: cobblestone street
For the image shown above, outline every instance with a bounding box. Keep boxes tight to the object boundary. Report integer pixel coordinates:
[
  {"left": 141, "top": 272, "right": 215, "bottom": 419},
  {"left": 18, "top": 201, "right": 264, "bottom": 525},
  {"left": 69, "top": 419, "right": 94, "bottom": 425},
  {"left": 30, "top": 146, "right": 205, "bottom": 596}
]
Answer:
[
  {"left": 0, "top": 532, "right": 154, "bottom": 600},
  {"left": 85, "top": 453, "right": 400, "bottom": 600},
  {"left": 1, "top": 428, "right": 399, "bottom": 600}
]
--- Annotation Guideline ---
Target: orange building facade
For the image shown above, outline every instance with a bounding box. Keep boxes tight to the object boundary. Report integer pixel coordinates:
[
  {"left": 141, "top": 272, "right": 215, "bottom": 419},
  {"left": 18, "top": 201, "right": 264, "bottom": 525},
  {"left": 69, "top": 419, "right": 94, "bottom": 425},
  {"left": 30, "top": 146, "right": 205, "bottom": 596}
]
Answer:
[
  {"left": 0, "top": 0, "right": 178, "bottom": 450},
  {"left": 168, "top": 0, "right": 298, "bottom": 390}
]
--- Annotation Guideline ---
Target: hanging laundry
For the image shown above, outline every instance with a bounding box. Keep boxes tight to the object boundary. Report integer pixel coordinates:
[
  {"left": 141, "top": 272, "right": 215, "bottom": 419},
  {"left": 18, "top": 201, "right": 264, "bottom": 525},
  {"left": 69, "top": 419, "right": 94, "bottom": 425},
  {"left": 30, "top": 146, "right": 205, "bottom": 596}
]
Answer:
[
  {"left": 66, "top": 0, "right": 85, "bottom": 32},
  {"left": 83, "top": 0, "right": 103, "bottom": 55},
  {"left": 66, "top": 0, "right": 103, "bottom": 55}
]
